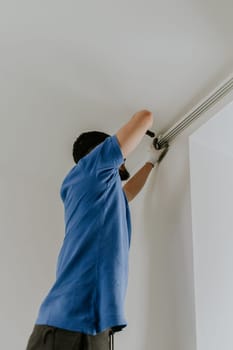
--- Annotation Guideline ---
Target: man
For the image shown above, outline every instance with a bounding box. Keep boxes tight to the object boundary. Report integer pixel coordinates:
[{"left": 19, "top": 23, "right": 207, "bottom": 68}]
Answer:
[{"left": 26, "top": 110, "right": 168, "bottom": 350}]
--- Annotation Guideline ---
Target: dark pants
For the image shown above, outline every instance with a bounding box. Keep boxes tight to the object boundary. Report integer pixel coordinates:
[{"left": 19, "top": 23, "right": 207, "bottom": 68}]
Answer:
[{"left": 25, "top": 324, "right": 114, "bottom": 350}]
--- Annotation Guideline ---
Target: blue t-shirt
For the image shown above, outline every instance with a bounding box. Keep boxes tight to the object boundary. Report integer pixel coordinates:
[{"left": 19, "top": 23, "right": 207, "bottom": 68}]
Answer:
[{"left": 35, "top": 134, "right": 132, "bottom": 335}]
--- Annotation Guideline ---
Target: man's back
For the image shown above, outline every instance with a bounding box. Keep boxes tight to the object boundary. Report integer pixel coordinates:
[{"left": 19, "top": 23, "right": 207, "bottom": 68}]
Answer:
[{"left": 35, "top": 134, "right": 131, "bottom": 335}]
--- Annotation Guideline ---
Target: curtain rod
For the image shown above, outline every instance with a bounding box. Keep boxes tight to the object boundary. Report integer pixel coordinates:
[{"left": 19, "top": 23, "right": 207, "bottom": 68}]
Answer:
[{"left": 147, "top": 75, "right": 233, "bottom": 150}]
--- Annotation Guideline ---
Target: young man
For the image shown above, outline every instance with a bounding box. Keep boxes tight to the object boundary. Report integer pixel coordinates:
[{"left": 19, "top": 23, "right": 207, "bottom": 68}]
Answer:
[{"left": 26, "top": 110, "right": 167, "bottom": 350}]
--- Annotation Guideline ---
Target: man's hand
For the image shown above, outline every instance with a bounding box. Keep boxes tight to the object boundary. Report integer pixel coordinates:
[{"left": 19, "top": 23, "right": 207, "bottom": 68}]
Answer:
[
  {"left": 123, "top": 141, "right": 169, "bottom": 203},
  {"left": 146, "top": 141, "right": 169, "bottom": 167}
]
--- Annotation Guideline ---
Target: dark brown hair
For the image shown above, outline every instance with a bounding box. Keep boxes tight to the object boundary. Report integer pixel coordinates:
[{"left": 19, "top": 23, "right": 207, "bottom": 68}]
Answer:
[{"left": 72, "top": 131, "right": 110, "bottom": 164}]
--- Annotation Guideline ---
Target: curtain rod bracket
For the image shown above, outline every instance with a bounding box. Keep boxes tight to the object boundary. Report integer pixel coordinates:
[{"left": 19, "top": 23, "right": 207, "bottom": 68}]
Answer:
[{"left": 153, "top": 135, "right": 164, "bottom": 150}]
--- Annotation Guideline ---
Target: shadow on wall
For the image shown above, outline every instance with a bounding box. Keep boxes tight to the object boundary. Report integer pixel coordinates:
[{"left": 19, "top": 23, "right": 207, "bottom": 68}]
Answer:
[{"left": 142, "top": 138, "right": 196, "bottom": 350}]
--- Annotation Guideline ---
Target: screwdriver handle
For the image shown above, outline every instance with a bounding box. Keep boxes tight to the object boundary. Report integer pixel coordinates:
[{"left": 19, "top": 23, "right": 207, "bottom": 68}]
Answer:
[{"left": 145, "top": 130, "right": 155, "bottom": 137}]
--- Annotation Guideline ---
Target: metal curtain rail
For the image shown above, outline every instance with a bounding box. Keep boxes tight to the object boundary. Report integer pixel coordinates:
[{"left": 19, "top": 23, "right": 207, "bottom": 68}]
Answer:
[{"left": 155, "top": 76, "right": 233, "bottom": 149}]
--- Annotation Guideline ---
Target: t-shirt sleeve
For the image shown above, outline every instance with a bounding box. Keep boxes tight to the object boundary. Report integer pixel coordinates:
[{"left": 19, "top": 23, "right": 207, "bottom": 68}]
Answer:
[
  {"left": 77, "top": 134, "right": 124, "bottom": 174},
  {"left": 96, "top": 134, "right": 124, "bottom": 169}
]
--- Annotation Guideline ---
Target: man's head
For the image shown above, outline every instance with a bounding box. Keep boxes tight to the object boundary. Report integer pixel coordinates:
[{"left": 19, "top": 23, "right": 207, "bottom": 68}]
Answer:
[{"left": 72, "top": 131, "right": 130, "bottom": 181}]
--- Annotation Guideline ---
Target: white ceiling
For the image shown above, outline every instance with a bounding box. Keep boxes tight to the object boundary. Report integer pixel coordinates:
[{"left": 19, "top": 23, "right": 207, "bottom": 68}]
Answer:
[{"left": 1, "top": 0, "right": 233, "bottom": 177}]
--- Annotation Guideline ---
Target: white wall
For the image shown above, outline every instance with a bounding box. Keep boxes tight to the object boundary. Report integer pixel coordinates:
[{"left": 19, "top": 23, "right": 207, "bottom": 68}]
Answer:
[
  {"left": 120, "top": 91, "right": 233, "bottom": 350},
  {"left": 1, "top": 84, "right": 233, "bottom": 349},
  {"left": 124, "top": 122, "right": 197, "bottom": 350},
  {"left": 189, "top": 100, "right": 233, "bottom": 350},
  {"left": 1, "top": 2, "right": 233, "bottom": 349}
]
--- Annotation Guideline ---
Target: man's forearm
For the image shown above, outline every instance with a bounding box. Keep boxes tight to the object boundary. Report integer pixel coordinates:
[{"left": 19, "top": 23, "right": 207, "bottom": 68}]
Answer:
[{"left": 123, "top": 162, "right": 154, "bottom": 201}]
